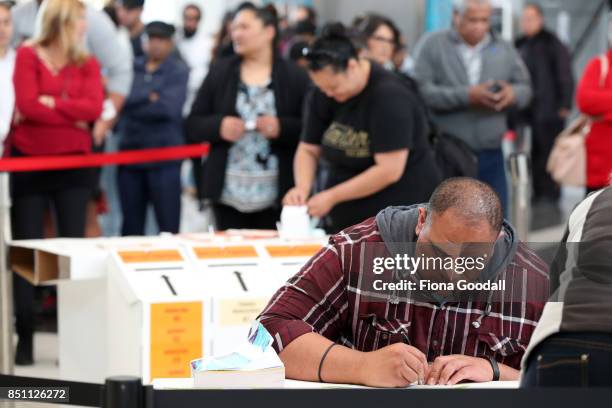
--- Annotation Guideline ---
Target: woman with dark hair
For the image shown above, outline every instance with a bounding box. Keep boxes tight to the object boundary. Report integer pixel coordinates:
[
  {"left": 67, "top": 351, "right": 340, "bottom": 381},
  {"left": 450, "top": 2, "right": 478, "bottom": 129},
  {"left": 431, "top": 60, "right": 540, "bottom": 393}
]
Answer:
[
  {"left": 186, "top": 5, "right": 310, "bottom": 230},
  {"left": 353, "top": 13, "right": 400, "bottom": 70},
  {"left": 283, "top": 23, "right": 441, "bottom": 233}
]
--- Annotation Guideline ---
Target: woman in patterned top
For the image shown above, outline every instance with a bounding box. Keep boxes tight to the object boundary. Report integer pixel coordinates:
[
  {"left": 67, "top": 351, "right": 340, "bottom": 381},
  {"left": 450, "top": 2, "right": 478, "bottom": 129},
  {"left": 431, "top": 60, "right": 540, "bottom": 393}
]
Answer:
[{"left": 186, "top": 3, "right": 310, "bottom": 230}]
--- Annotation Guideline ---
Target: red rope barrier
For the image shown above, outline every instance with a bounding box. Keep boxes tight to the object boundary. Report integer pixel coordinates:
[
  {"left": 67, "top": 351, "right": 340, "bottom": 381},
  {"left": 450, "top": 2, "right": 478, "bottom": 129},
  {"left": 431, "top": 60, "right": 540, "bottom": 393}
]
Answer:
[{"left": 0, "top": 144, "right": 210, "bottom": 173}]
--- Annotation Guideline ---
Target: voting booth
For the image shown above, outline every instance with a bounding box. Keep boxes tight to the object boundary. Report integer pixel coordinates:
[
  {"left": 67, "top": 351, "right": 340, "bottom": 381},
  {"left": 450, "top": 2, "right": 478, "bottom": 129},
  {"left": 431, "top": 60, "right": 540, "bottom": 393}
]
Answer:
[{"left": 8, "top": 233, "right": 326, "bottom": 384}]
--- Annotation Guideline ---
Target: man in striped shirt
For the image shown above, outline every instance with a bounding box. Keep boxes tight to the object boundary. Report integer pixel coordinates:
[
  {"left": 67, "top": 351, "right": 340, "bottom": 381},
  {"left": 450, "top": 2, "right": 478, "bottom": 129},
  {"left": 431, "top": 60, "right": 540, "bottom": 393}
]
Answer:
[{"left": 258, "top": 178, "right": 549, "bottom": 387}]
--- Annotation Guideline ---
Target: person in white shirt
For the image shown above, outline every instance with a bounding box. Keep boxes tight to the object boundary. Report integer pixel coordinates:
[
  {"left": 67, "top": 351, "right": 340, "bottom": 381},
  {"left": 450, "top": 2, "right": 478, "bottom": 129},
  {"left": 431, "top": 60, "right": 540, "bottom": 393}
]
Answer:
[
  {"left": 176, "top": 3, "right": 213, "bottom": 116},
  {"left": 0, "top": 1, "right": 15, "bottom": 156}
]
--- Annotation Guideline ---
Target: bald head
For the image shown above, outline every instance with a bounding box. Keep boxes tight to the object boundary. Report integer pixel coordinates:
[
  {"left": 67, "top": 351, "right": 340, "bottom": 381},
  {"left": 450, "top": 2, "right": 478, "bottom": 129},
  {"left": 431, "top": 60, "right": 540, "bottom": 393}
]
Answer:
[{"left": 429, "top": 178, "right": 503, "bottom": 233}]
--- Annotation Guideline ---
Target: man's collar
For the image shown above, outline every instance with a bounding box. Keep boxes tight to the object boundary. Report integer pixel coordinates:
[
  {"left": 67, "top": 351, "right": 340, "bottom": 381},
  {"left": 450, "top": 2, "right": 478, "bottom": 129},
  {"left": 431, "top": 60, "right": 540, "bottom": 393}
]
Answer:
[{"left": 450, "top": 28, "right": 493, "bottom": 50}]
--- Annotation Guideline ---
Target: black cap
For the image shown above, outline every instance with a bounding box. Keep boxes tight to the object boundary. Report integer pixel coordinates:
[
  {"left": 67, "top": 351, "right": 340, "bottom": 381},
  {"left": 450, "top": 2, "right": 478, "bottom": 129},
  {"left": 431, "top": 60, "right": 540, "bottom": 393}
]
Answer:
[
  {"left": 117, "top": 0, "right": 144, "bottom": 10},
  {"left": 145, "top": 21, "right": 176, "bottom": 39}
]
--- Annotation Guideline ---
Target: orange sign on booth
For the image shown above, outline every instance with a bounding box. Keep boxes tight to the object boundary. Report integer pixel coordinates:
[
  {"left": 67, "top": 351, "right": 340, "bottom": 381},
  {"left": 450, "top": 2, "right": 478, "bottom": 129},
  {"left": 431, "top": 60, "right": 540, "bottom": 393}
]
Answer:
[
  {"left": 193, "top": 246, "right": 258, "bottom": 260},
  {"left": 118, "top": 250, "right": 183, "bottom": 264},
  {"left": 149, "top": 302, "right": 203, "bottom": 381},
  {"left": 265, "top": 245, "right": 322, "bottom": 258}
]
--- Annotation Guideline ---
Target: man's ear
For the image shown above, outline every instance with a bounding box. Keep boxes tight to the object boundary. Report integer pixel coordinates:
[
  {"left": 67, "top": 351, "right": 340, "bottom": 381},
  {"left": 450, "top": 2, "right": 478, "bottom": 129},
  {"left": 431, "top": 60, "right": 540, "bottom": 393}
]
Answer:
[{"left": 415, "top": 207, "right": 428, "bottom": 237}]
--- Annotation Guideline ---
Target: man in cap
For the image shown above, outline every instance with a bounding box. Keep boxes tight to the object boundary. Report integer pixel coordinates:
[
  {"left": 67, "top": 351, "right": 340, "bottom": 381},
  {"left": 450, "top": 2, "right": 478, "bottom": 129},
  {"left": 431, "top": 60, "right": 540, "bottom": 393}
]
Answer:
[
  {"left": 117, "top": 21, "right": 189, "bottom": 236},
  {"left": 116, "top": 0, "right": 145, "bottom": 58}
]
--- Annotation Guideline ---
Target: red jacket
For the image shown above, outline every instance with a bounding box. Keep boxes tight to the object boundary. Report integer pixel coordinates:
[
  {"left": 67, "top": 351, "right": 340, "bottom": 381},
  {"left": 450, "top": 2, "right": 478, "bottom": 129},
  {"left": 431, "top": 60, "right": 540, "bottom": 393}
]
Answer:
[
  {"left": 577, "top": 50, "right": 612, "bottom": 188},
  {"left": 10, "top": 46, "right": 103, "bottom": 156}
]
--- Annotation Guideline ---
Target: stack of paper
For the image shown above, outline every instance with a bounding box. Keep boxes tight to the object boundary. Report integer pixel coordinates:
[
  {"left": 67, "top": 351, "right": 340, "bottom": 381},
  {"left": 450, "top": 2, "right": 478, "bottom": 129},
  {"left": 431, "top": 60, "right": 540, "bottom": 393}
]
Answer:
[{"left": 190, "top": 322, "right": 285, "bottom": 389}]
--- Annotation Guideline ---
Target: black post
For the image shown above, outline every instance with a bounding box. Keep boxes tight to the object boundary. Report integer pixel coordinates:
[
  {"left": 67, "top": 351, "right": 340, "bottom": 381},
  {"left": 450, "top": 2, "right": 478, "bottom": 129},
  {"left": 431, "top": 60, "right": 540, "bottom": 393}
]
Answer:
[{"left": 103, "top": 376, "right": 143, "bottom": 408}]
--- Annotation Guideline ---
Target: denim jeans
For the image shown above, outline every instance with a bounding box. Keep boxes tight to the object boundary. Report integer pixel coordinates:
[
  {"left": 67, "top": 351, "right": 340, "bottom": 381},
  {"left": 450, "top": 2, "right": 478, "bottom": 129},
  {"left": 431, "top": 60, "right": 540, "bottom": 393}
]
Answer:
[
  {"left": 521, "top": 332, "right": 612, "bottom": 387},
  {"left": 477, "top": 148, "right": 508, "bottom": 216}
]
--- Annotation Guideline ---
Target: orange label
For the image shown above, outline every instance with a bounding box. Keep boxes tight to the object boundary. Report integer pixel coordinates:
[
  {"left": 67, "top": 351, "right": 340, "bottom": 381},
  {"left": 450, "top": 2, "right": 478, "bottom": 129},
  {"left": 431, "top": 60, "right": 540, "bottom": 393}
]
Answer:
[
  {"left": 150, "top": 302, "right": 202, "bottom": 382},
  {"left": 265, "top": 245, "right": 322, "bottom": 258},
  {"left": 119, "top": 250, "right": 183, "bottom": 264},
  {"left": 193, "top": 246, "right": 258, "bottom": 259}
]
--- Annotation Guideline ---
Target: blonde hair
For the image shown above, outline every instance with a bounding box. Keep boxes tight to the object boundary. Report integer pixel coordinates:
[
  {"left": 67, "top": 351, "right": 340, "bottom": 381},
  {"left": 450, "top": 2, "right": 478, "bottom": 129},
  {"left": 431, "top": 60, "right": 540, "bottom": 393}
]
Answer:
[{"left": 35, "top": 0, "right": 87, "bottom": 65}]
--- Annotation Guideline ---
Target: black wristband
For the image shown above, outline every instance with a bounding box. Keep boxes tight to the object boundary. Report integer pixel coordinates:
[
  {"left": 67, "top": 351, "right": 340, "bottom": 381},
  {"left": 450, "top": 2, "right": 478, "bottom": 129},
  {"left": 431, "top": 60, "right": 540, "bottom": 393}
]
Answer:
[
  {"left": 318, "top": 343, "right": 337, "bottom": 383},
  {"left": 486, "top": 356, "right": 500, "bottom": 381}
]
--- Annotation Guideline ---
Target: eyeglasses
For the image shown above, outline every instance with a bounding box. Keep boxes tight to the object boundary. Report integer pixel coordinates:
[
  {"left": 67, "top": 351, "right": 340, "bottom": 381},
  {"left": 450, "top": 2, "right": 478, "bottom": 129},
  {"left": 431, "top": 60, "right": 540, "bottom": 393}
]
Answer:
[{"left": 369, "top": 35, "right": 396, "bottom": 45}]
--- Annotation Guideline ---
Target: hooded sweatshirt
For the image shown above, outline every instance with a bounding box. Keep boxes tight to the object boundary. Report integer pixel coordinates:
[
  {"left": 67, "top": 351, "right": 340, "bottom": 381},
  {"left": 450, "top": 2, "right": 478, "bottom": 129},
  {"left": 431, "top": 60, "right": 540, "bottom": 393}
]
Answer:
[{"left": 375, "top": 204, "right": 519, "bottom": 303}]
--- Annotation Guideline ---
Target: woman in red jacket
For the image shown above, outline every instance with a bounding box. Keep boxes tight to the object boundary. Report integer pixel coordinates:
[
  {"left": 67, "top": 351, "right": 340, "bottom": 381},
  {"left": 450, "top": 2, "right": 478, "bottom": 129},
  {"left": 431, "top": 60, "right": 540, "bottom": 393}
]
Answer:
[
  {"left": 10, "top": 0, "right": 103, "bottom": 365},
  {"left": 577, "top": 48, "right": 612, "bottom": 193}
]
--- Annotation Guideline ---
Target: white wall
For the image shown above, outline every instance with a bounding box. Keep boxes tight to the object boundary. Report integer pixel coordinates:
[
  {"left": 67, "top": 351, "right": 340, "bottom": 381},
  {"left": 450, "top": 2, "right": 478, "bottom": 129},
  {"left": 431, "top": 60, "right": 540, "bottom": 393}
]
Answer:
[{"left": 142, "top": 0, "right": 226, "bottom": 35}]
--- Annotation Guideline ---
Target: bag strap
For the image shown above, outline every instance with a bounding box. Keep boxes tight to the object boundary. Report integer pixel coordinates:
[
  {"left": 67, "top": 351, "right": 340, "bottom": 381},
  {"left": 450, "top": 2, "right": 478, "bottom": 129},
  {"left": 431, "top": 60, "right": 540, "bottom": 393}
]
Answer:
[{"left": 599, "top": 54, "right": 609, "bottom": 88}]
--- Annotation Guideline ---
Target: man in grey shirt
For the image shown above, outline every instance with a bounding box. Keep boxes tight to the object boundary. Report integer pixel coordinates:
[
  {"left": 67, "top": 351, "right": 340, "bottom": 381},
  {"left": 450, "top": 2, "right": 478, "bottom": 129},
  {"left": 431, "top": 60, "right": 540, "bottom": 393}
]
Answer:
[
  {"left": 12, "top": 0, "right": 133, "bottom": 144},
  {"left": 413, "top": 0, "right": 532, "bottom": 212}
]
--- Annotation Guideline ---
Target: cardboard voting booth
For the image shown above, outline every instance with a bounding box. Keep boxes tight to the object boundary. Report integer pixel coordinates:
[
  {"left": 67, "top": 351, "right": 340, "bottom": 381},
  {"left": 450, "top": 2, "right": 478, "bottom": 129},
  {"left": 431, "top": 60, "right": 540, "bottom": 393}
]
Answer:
[
  {"left": 185, "top": 242, "right": 280, "bottom": 357},
  {"left": 8, "top": 234, "right": 327, "bottom": 384},
  {"left": 106, "top": 245, "right": 206, "bottom": 383},
  {"left": 9, "top": 238, "right": 110, "bottom": 382}
]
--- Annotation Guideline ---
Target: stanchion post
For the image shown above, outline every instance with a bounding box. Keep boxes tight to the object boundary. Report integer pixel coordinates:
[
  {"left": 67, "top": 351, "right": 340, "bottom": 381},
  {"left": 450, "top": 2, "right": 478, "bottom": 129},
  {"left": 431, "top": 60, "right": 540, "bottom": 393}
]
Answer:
[
  {"left": 0, "top": 172, "right": 14, "bottom": 374},
  {"left": 509, "top": 154, "right": 530, "bottom": 242},
  {"left": 104, "top": 376, "right": 143, "bottom": 408}
]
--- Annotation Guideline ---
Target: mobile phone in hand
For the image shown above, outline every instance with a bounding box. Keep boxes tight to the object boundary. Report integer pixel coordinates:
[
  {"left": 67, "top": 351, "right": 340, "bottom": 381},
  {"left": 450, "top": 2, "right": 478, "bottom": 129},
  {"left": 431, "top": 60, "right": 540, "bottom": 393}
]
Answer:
[{"left": 489, "top": 81, "right": 503, "bottom": 94}]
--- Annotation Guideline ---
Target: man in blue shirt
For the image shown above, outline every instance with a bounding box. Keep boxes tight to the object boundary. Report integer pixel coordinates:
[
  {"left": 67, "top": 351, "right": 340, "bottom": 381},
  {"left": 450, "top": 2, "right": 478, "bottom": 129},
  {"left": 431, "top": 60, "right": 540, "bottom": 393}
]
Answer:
[{"left": 118, "top": 21, "right": 189, "bottom": 236}]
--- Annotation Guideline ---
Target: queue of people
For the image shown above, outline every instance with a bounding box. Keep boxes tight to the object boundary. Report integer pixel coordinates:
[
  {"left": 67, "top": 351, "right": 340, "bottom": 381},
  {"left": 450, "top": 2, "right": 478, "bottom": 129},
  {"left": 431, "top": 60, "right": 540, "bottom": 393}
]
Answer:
[{"left": 0, "top": 0, "right": 611, "bottom": 385}]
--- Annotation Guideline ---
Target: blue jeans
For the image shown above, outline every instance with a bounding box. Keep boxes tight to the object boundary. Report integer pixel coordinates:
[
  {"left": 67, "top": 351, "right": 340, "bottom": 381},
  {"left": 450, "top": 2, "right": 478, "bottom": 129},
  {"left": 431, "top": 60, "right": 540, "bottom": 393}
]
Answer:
[
  {"left": 99, "top": 133, "right": 121, "bottom": 236},
  {"left": 521, "top": 332, "right": 612, "bottom": 387},
  {"left": 118, "top": 164, "right": 182, "bottom": 236},
  {"left": 478, "top": 149, "right": 508, "bottom": 215}
]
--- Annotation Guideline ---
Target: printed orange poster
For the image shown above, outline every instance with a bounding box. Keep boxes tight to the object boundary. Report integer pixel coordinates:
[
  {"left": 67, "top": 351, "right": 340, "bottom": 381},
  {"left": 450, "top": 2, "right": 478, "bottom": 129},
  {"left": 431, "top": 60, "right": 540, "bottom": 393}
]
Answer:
[{"left": 150, "top": 302, "right": 202, "bottom": 381}]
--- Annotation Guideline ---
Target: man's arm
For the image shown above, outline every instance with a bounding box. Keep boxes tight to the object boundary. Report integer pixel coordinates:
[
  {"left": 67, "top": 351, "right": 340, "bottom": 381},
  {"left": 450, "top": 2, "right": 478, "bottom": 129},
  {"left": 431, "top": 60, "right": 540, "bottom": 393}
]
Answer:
[
  {"left": 553, "top": 38, "right": 574, "bottom": 114},
  {"left": 413, "top": 34, "right": 471, "bottom": 112},
  {"left": 258, "top": 242, "right": 428, "bottom": 387}
]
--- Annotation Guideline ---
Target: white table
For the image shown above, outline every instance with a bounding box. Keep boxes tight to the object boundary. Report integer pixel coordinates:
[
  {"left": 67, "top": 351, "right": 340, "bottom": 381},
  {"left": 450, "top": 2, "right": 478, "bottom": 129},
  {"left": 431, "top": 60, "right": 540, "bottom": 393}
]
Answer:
[{"left": 152, "top": 378, "right": 519, "bottom": 390}]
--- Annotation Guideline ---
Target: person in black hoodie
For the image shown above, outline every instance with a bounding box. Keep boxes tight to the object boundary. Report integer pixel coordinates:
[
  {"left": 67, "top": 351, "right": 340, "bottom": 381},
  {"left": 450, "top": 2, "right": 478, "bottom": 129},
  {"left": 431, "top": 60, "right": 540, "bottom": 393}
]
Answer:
[
  {"left": 186, "top": 3, "right": 310, "bottom": 230},
  {"left": 515, "top": 3, "right": 574, "bottom": 204}
]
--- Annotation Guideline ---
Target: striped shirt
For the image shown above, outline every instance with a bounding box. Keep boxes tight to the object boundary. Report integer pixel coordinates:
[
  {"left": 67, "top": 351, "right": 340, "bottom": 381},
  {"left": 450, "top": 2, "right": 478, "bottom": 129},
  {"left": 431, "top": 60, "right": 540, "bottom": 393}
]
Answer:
[{"left": 259, "top": 217, "right": 549, "bottom": 369}]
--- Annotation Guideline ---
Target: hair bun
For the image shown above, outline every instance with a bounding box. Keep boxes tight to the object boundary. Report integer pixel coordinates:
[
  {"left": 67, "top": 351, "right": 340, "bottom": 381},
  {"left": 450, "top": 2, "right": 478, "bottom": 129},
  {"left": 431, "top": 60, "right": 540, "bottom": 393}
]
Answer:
[{"left": 320, "top": 22, "right": 349, "bottom": 40}]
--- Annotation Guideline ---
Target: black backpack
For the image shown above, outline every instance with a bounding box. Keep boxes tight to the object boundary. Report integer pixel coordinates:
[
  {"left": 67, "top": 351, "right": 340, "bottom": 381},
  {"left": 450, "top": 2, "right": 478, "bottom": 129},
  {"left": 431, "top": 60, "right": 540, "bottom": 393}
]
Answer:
[{"left": 397, "top": 73, "right": 478, "bottom": 180}]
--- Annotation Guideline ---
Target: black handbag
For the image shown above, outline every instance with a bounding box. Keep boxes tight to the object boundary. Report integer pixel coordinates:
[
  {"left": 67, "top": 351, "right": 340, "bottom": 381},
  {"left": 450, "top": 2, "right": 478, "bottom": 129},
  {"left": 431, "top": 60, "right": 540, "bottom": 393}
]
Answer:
[{"left": 429, "top": 126, "right": 478, "bottom": 180}]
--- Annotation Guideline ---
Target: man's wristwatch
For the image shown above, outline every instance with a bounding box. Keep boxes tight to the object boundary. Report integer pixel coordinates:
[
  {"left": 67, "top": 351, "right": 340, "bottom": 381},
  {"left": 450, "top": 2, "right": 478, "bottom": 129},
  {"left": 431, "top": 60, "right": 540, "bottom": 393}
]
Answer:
[{"left": 485, "top": 356, "right": 500, "bottom": 381}]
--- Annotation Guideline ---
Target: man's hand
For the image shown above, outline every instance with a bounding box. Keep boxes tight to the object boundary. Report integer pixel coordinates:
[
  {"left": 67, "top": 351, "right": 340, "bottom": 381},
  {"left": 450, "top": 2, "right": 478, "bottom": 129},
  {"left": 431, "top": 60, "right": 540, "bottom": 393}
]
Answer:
[
  {"left": 492, "top": 81, "right": 515, "bottom": 112},
  {"left": 357, "top": 343, "right": 429, "bottom": 388},
  {"left": 38, "top": 95, "right": 55, "bottom": 109},
  {"left": 307, "top": 190, "right": 337, "bottom": 218},
  {"left": 426, "top": 355, "right": 493, "bottom": 385},
  {"left": 220, "top": 117, "right": 246, "bottom": 143},
  {"left": 468, "top": 82, "right": 498, "bottom": 109},
  {"left": 283, "top": 186, "right": 310, "bottom": 206},
  {"left": 257, "top": 115, "right": 280, "bottom": 139},
  {"left": 149, "top": 92, "right": 160, "bottom": 103}
]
